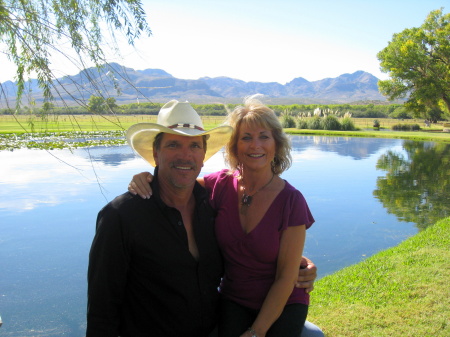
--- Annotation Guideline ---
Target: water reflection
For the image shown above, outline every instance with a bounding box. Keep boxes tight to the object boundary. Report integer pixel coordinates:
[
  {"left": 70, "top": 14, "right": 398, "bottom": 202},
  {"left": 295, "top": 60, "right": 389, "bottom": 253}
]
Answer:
[
  {"left": 0, "top": 136, "right": 449, "bottom": 337},
  {"left": 291, "top": 136, "right": 396, "bottom": 159},
  {"left": 374, "top": 140, "right": 450, "bottom": 230}
]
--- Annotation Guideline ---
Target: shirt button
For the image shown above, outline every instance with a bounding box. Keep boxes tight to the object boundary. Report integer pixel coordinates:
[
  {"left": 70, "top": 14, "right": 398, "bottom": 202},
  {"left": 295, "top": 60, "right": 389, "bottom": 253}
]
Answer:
[{"left": 177, "top": 221, "right": 182, "bottom": 226}]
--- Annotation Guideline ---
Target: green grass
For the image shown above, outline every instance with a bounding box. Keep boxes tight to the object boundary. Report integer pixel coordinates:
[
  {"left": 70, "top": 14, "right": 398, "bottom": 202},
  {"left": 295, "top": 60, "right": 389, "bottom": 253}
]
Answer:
[
  {"left": 308, "top": 217, "right": 450, "bottom": 336},
  {"left": 0, "top": 114, "right": 158, "bottom": 133},
  {"left": 0, "top": 114, "right": 227, "bottom": 133}
]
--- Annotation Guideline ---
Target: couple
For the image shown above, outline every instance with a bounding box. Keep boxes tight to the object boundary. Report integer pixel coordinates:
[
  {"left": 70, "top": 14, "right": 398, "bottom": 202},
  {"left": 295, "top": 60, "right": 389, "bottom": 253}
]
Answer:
[{"left": 87, "top": 96, "right": 323, "bottom": 337}]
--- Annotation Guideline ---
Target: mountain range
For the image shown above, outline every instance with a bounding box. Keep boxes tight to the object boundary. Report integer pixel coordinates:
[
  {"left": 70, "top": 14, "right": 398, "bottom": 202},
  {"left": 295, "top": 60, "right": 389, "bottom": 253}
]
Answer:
[{"left": 0, "top": 63, "right": 389, "bottom": 105}]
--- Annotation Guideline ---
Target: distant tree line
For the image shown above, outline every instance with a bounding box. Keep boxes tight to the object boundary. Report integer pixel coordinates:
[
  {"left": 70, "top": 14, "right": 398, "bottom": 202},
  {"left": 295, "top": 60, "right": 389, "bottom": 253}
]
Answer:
[{"left": 1, "top": 96, "right": 447, "bottom": 121}]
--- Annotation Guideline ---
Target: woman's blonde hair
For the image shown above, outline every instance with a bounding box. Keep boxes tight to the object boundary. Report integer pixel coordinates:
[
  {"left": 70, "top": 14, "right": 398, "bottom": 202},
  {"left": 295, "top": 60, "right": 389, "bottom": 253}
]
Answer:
[{"left": 224, "top": 94, "right": 292, "bottom": 175}]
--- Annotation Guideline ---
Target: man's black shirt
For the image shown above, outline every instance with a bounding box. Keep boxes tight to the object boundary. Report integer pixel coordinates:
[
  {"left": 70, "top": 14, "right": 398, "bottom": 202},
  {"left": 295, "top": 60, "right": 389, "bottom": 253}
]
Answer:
[{"left": 87, "top": 168, "right": 223, "bottom": 336}]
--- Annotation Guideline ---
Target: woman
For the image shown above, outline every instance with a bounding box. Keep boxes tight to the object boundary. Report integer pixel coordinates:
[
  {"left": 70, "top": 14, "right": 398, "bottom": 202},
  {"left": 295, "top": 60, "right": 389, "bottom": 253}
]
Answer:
[{"left": 129, "top": 95, "right": 314, "bottom": 337}]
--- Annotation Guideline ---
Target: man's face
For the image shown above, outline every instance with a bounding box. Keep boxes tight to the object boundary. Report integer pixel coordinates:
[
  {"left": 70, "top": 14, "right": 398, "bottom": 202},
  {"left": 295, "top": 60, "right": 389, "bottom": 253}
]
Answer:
[{"left": 153, "top": 133, "right": 206, "bottom": 190}]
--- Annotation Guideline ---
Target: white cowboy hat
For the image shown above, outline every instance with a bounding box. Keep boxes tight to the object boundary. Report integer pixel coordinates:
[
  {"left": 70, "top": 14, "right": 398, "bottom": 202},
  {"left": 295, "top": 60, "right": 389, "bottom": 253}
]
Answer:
[{"left": 126, "top": 100, "right": 233, "bottom": 166}]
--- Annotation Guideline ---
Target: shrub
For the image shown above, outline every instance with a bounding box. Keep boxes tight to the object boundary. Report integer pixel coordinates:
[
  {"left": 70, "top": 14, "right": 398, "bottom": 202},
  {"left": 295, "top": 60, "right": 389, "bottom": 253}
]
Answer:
[
  {"left": 392, "top": 123, "right": 421, "bottom": 131},
  {"left": 281, "top": 110, "right": 296, "bottom": 128},
  {"left": 341, "top": 116, "right": 356, "bottom": 131},
  {"left": 322, "top": 115, "right": 341, "bottom": 130},
  {"left": 392, "top": 124, "right": 404, "bottom": 131},
  {"left": 308, "top": 115, "right": 322, "bottom": 130},
  {"left": 296, "top": 118, "right": 308, "bottom": 129}
]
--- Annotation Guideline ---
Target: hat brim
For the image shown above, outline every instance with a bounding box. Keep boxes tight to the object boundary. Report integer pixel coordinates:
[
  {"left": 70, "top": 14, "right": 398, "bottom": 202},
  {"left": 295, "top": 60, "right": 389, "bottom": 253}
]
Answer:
[{"left": 126, "top": 123, "right": 233, "bottom": 166}]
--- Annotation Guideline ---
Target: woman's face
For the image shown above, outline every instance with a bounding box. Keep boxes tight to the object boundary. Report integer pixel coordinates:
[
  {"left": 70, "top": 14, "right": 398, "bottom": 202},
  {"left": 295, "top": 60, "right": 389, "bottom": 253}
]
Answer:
[{"left": 236, "top": 122, "right": 276, "bottom": 172}]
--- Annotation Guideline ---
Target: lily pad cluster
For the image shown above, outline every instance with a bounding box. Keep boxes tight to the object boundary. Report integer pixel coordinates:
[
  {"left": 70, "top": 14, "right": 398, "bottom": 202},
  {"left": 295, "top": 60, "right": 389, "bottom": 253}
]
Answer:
[{"left": 0, "top": 131, "right": 127, "bottom": 151}]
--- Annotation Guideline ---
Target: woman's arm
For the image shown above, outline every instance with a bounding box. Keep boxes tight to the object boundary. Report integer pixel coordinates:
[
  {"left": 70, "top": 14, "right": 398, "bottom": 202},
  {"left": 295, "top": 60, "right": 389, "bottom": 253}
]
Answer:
[
  {"left": 128, "top": 172, "right": 205, "bottom": 199},
  {"left": 242, "top": 225, "right": 306, "bottom": 337},
  {"left": 128, "top": 172, "right": 153, "bottom": 199}
]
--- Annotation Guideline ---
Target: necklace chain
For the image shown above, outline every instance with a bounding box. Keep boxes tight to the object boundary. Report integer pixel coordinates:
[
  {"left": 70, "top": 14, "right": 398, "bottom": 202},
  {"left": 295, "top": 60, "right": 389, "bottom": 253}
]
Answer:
[{"left": 241, "top": 173, "right": 275, "bottom": 207}]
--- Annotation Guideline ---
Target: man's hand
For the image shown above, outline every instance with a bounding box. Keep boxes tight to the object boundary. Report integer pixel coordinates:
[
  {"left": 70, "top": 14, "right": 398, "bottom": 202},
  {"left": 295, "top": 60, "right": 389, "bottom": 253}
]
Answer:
[{"left": 295, "top": 256, "right": 317, "bottom": 293}]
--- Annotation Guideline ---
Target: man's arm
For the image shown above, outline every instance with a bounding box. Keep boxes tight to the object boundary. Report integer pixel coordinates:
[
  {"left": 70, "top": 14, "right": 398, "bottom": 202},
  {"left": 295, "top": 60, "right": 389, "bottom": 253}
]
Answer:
[{"left": 296, "top": 256, "right": 317, "bottom": 293}]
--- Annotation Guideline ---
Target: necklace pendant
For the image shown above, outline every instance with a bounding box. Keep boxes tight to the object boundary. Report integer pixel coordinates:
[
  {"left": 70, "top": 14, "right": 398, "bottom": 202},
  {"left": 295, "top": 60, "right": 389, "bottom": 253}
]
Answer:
[{"left": 242, "top": 194, "right": 252, "bottom": 206}]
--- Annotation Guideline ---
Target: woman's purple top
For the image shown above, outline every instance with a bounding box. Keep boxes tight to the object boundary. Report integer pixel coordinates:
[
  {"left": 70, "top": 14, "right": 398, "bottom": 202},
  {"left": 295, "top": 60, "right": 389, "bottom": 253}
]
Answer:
[{"left": 204, "top": 169, "right": 315, "bottom": 310}]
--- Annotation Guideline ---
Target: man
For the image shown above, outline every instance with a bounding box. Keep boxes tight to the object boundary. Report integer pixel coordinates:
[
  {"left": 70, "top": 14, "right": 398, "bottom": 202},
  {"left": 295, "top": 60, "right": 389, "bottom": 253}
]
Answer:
[
  {"left": 87, "top": 100, "right": 323, "bottom": 337},
  {"left": 87, "top": 100, "right": 233, "bottom": 336}
]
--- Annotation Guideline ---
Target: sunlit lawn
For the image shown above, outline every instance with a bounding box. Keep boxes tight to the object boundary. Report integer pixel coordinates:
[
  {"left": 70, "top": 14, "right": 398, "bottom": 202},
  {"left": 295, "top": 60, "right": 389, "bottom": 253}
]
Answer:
[{"left": 309, "top": 217, "right": 450, "bottom": 336}]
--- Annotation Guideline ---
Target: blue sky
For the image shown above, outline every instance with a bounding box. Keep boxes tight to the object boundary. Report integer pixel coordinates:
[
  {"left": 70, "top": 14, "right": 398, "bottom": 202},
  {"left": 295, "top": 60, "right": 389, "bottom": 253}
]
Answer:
[{"left": 0, "top": 0, "right": 447, "bottom": 84}]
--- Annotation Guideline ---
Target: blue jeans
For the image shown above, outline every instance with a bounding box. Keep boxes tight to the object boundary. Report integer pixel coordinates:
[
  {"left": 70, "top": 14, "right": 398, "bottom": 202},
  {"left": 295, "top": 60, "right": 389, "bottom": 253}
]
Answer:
[{"left": 302, "top": 321, "right": 325, "bottom": 337}]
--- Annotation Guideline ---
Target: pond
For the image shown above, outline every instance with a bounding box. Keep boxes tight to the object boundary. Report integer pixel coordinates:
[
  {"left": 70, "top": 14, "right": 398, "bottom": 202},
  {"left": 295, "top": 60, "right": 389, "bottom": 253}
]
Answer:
[{"left": 1, "top": 135, "right": 449, "bottom": 336}]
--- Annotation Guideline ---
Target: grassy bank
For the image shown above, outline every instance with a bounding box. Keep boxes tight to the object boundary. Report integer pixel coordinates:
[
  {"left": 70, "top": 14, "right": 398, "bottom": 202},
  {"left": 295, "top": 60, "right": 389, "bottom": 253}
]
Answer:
[{"left": 308, "top": 217, "right": 450, "bottom": 336}]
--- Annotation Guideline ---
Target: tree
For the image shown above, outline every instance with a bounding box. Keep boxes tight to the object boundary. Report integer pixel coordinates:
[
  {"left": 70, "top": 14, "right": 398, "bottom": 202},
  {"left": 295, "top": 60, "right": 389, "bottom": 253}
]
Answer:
[
  {"left": 0, "top": 0, "right": 151, "bottom": 106},
  {"left": 377, "top": 8, "right": 450, "bottom": 121},
  {"left": 87, "top": 96, "right": 106, "bottom": 113},
  {"left": 88, "top": 95, "right": 117, "bottom": 113}
]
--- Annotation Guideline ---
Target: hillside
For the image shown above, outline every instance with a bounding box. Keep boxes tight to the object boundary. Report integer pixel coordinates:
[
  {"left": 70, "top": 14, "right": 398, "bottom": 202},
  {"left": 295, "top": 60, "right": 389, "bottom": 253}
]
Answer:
[{"left": 0, "top": 63, "right": 390, "bottom": 106}]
